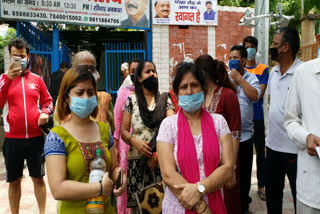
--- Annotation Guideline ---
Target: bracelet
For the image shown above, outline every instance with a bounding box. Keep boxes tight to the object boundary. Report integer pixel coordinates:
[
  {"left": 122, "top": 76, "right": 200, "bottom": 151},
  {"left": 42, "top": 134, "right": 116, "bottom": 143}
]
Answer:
[
  {"left": 99, "top": 180, "right": 103, "bottom": 196},
  {"left": 193, "top": 200, "right": 202, "bottom": 211},
  {"left": 198, "top": 201, "right": 208, "bottom": 214},
  {"left": 127, "top": 135, "right": 134, "bottom": 146}
]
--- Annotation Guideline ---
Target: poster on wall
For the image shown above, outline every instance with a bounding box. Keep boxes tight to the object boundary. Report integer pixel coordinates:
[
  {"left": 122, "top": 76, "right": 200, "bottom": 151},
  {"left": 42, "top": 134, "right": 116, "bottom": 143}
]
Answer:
[
  {"left": 0, "top": 0, "right": 150, "bottom": 29},
  {"left": 152, "top": 0, "right": 218, "bottom": 26}
]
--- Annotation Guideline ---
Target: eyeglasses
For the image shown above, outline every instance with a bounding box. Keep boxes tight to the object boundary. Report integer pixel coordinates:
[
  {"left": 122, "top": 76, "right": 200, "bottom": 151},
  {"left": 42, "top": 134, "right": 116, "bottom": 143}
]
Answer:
[{"left": 77, "top": 64, "right": 97, "bottom": 73}]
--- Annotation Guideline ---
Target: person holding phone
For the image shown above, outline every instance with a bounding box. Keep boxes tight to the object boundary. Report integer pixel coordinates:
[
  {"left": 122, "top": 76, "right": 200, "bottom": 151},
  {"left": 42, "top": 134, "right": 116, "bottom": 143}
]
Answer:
[
  {"left": 0, "top": 38, "right": 53, "bottom": 214},
  {"left": 44, "top": 65, "right": 127, "bottom": 214},
  {"left": 229, "top": 45, "right": 261, "bottom": 214}
]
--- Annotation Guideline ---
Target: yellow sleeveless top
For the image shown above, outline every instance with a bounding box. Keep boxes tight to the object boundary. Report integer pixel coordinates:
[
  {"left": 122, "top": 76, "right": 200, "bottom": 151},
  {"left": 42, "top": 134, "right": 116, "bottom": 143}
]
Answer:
[{"left": 51, "top": 122, "right": 116, "bottom": 214}]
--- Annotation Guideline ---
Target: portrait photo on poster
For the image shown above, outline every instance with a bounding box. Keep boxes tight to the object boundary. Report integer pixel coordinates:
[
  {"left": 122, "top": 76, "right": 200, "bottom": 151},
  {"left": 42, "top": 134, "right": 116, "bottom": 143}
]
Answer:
[
  {"left": 121, "top": 0, "right": 150, "bottom": 28},
  {"left": 152, "top": 0, "right": 218, "bottom": 26}
]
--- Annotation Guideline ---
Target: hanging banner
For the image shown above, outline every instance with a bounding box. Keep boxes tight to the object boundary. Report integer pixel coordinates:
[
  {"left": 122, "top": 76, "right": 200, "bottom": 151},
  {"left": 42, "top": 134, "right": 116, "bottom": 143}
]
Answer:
[
  {"left": 0, "top": 0, "right": 150, "bottom": 29},
  {"left": 152, "top": 0, "right": 218, "bottom": 26}
]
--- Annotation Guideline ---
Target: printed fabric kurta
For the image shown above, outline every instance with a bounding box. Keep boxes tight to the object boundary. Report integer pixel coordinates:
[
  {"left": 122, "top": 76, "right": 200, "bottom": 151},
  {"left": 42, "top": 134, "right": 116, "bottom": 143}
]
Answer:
[
  {"left": 123, "top": 94, "right": 174, "bottom": 208},
  {"left": 44, "top": 122, "right": 115, "bottom": 214}
]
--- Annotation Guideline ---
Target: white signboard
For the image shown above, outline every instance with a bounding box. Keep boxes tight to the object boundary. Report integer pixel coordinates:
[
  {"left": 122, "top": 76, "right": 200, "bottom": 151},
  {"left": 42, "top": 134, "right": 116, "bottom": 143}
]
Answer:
[
  {"left": 0, "top": 0, "right": 150, "bottom": 29},
  {"left": 152, "top": 0, "right": 218, "bottom": 26}
]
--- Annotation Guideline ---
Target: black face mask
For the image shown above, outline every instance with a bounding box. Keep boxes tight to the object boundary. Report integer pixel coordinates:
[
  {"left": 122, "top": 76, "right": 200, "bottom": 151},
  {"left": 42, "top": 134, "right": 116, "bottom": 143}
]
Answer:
[
  {"left": 142, "top": 76, "right": 158, "bottom": 93},
  {"left": 269, "top": 44, "right": 284, "bottom": 61},
  {"left": 130, "top": 74, "right": 135, "bottom": 83}
]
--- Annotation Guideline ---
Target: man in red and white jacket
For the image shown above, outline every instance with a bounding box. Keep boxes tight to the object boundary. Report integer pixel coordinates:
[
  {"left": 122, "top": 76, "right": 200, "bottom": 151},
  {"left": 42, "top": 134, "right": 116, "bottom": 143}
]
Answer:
[{"left": 0, "top": 38, "right": 52, "bottom": 214}]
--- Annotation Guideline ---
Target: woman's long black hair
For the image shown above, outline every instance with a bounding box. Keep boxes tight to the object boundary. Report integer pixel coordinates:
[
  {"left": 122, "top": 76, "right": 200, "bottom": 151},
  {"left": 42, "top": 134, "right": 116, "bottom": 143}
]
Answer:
[{"left": 195, "top": 54, "right": 237, "bottom": 93}]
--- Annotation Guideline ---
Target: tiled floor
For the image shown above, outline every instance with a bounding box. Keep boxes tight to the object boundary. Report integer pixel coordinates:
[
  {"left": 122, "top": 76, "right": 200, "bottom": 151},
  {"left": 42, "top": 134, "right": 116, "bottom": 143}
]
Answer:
[{"left": 0, "top": 154, "right": 294, "bottom": 213}]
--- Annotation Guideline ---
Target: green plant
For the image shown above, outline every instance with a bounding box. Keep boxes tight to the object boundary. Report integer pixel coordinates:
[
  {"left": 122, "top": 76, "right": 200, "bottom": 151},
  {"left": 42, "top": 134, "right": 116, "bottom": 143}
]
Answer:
[{"left": 0, "top": 27, "right": 16, "bottom": 74}]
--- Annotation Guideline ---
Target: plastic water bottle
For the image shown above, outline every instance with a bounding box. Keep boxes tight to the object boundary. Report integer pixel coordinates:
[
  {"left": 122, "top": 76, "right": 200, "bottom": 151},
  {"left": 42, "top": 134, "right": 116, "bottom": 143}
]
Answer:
[{"left": 86, "top": 149, "right": 106, "bottom": 214}]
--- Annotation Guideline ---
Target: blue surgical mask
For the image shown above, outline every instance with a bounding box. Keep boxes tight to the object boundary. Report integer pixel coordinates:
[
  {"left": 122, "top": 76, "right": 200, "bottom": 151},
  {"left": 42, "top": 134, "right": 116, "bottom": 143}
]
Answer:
[
  {"left": 21, "top": 58, "right": 28, "bottom": 71},
  {"left": 69, "top": 95, "right": 98, "bottom": 119},
  {"left": 228, "top": 59, "right": 241, "bottom": 71},
  {"left": 246, "top": 48, "right": 257, "bottom": 61},
  {"left": 178, "top": 91, "right": 204, "bottom": 113}
]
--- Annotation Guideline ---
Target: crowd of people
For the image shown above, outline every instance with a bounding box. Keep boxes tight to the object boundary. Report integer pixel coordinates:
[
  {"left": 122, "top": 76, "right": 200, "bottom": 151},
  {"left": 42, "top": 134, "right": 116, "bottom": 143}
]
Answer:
[{"left": 0, "top": 26, "right": 320, "bottom": 214}]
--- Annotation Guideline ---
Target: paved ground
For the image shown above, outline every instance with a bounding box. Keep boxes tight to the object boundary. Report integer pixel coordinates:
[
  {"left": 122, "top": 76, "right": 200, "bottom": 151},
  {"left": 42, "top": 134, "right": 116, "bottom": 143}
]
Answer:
[{"left": 0, "top": 152, "right": 294, "bottom": 213}]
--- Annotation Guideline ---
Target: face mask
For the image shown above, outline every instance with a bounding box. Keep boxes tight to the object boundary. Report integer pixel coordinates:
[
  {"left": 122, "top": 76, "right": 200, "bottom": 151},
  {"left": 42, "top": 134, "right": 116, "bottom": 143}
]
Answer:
[
  {"left": 69, "top": 95, "right": 98, "bottom": 119},
  {"left": 269, "top": 47, "right": 279, "bottom": 61},
  {"left": 21, "top": 58, "right": 28, "bottom": 71},
  {"left": 130, "top": 74, "right": 135, "bottom": 83},
  {"left": 247, "top": 48, "right": 257, "bottom": 61},
  {"left": 229, "top": 59, "right": 241, "bottom": 71},
  {"left": 269, "top": 44, "right": 284, "bottom": 61},
  {"left": 142, "top": 76, "right": 158, "bottom": 93},
  {"left": 178, "top": 91, "right": 204, "bottom": 113}
]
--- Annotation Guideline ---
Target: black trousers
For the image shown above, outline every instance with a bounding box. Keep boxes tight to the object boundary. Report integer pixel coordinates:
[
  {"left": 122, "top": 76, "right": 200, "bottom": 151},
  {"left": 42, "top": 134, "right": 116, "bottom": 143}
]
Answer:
[
  {"left": 239, "top": 138, "right": 253, "bottom": 213},
  {"left": 265, "top": 147, "right": 297, "bottom": 214},
  {"left": 252, "top": 120, "right": 266, "bottom": 188}
]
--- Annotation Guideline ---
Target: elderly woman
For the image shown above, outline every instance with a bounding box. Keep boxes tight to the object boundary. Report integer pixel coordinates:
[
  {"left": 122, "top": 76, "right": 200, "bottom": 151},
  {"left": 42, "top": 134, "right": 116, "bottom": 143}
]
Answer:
[
  {"left": 121, "top": 60, "right": 175, "bottom": 213},
  {"left": 157, "top": 62, "right": 233, "bottom": 214}
]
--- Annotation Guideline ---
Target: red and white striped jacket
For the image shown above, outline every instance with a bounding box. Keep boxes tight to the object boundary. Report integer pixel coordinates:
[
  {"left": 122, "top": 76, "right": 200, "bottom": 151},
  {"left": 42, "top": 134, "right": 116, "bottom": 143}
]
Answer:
[{"left": 0, "top": 70, "right": 53, "bottom": 139}]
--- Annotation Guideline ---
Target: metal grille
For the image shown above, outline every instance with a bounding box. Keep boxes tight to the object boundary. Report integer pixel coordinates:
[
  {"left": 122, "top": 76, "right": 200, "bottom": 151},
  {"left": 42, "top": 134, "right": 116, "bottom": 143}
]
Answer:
[
  {"left": 105, "top": 40, "right": 145, "bottom": 104},
  {"left": 17, "top": 22, "right": 71, "bottom": 86}
]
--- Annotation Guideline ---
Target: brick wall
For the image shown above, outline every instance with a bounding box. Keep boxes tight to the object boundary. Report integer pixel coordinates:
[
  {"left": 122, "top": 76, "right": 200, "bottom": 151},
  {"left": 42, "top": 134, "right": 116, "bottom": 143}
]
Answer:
[
  {"left": 168, "top": 25, "right": 208, "bottom": 86},
  {"left": 215, "top": 6, "right": 253, "bottom": 63}
]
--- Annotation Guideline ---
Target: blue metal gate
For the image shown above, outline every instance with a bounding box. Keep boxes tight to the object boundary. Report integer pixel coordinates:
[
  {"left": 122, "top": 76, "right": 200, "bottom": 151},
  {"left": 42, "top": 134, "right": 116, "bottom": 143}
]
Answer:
[
  {"left": 16, "top": 22, "right": 70, "bottom": 86},
  {"left": 105, "top": 41, "right": 145, "bottom": 104}
]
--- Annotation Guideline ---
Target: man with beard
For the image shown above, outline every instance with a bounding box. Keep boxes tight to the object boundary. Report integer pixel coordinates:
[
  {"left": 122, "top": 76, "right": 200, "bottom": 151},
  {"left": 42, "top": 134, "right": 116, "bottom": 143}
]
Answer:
[
  {"left": 121, "top": 0, "right": 149, "bottom": 27},
  {"left": 265, "top": 27, "right": 302, "bottom": 214},
  {"left": 154, "top": 0, "right": 170, "bottom": 18},
  {"left": 0, "top": 38, "right": 53, "bottom": 214}
]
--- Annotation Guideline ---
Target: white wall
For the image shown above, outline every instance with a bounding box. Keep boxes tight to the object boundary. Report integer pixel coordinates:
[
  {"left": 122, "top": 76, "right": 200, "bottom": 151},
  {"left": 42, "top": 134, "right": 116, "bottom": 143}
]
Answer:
[{"left": 152, "top": 25, "right": 170, "bottom": 93}]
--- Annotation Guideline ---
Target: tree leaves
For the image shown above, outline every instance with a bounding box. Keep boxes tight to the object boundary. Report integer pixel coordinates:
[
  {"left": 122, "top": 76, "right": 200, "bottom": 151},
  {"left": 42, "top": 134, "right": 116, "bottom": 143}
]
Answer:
[
  {"left": 304, "top": 0, "right": 320, "bottom": 15},
  {"left": 0, "top": 27, "right": 16, "bottom": 74}
]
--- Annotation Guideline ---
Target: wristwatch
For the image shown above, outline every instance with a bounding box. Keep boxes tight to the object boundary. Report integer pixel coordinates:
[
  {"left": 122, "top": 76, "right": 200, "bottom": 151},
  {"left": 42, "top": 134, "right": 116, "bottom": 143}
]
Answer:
[{"left": 197, "top": 182, "right": 205, "bottom": 196}]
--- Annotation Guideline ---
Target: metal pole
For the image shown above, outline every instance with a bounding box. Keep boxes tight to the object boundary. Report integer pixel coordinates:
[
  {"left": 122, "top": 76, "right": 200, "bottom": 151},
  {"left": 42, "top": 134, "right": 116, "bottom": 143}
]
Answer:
[
  {"left": 52, "top": 24, "right": 59, "bottom": 73},
  {"left": 16, "top": 21, "right": 20, "bottom": 38},
  {"left": 254, "top": 0, "right": 269, "bottom": 66},
  {"left": 146, "top": 0, "right": 152, "bottom": 61}
]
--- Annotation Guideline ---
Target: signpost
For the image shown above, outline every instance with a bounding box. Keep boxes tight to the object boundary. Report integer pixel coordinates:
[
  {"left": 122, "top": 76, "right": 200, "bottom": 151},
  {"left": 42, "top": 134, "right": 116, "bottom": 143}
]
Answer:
[{"left": 0, "top": 0, "right": 151, "bottom": 29}]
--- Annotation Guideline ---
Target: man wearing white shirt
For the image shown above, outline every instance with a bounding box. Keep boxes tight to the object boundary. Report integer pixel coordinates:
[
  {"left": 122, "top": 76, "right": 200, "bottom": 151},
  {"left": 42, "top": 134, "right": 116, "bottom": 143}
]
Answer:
[
  {"left": 265, "top": 27, "right": 303, "bottom": 214},
  {"left": 284, "top": 35, "right": 320, "bottom": 214}
]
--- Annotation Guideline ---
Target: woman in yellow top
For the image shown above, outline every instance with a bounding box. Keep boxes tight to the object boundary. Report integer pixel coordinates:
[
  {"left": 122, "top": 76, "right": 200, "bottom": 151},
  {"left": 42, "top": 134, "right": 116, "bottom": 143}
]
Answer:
[{"left": 44, "top": 65, "right": 127, "bottom": 214}]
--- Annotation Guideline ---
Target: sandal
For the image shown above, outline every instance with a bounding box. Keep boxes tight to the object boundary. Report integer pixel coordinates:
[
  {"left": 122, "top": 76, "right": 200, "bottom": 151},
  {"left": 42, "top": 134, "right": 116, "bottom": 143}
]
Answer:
[{"left": 257, "top": 190, "right": 266, "bottom": 201}]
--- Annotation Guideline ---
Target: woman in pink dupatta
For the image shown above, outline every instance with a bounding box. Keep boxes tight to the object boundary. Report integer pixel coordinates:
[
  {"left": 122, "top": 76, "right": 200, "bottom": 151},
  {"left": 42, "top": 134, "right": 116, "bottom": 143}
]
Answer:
[
  {"left": 157, "top": 62, "right": 234, "bottom": 214},
  {"left": 113, "top": 60, "right": 140, "bottom": 214}
]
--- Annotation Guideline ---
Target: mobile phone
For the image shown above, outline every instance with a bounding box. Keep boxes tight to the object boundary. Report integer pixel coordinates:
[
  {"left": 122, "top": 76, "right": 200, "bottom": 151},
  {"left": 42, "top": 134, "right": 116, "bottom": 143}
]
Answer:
[
  {"left": 115, "top": 170, "right": 123, "bottom": 190},
  {"left": 13, "top": 56, "right": 21, "bottom": 69}
]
